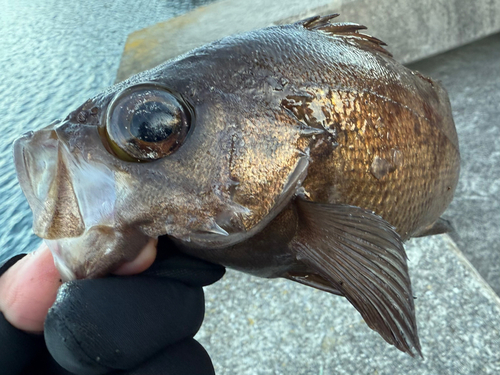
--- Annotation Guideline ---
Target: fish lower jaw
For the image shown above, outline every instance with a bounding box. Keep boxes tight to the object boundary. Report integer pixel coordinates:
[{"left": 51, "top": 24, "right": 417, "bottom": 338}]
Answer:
[
  {"left": 45, "top": 239, "right": 77, "bottom": 281},
  {"left": 43, "top": 224, "right": 151, "bottom": 281},
  {"left": 46, "top": 236, "right": 120, "bottom": 281}
]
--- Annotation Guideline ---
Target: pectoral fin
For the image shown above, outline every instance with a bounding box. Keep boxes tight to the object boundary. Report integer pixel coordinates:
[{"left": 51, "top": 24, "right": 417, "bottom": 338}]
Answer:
[
  {"left": 284, "top": 271, "right": 343, "bottom": 296},
  {"left": 290, "top": 199, "right": 422, "bottom": 357}
]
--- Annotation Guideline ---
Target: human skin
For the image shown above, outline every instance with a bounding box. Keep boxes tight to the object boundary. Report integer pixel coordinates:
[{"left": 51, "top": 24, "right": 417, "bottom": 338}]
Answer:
[{"left": 0, "top": 240, "right": 157, "bottom": 333}]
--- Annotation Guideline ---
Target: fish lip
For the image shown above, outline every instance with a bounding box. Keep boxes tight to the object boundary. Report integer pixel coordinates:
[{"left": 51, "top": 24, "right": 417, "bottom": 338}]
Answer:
[
  {"left": 13, "top": 134, "right": 32, "bottom": 193},
  {"left": 12, "top": 131, "right": 54, "bottom": 215},
  {"left": 13, "top": 120, "right": 62, "bottom": 209}
]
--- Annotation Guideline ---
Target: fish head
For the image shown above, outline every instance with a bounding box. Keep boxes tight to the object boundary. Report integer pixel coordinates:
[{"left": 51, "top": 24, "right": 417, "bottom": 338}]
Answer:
[{"left": 13, "top": 44, "right": 309, "bottom": 280}]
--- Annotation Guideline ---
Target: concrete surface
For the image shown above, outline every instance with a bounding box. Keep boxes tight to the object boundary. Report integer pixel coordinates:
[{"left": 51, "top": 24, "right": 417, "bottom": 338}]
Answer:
[
  {"left": 408, "top": 33, "right": 500, "bottom": 296},
  {"left": 196, "top": 235, "right": 500, "bottom": 374},
  {"left": 116, "top": 0, "right": 500, "bottom": 81}
]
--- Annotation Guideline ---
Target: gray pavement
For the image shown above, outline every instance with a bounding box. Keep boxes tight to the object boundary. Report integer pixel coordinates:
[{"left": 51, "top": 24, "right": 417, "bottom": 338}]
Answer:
[
  {"left": 196, "top": 235, "right": 500, "bottom": 374},
  {"left": 408, "top": 33, "right": 500, "bottom": 295}
]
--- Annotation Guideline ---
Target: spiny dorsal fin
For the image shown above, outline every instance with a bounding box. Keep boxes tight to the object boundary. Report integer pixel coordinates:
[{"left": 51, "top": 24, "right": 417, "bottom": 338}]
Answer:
[{"left": 297, "top": 14, "right": 392, "bottom": 57}]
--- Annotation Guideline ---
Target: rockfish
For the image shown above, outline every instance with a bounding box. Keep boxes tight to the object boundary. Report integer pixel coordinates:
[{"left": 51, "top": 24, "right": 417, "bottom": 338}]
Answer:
[{"left": 13, "top": 15, "right": 460, "bottom": 356}]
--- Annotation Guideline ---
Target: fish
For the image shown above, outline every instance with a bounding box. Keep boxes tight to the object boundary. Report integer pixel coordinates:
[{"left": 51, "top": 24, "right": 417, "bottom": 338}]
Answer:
[{"left": 13, "top": 14, "right": 460, "bottom": 357}]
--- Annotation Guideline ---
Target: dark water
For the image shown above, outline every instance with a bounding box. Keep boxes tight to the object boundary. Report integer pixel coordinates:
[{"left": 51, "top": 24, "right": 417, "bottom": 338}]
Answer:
[{"left": 0, "top": 0, "right": 215, "bottom": 265}]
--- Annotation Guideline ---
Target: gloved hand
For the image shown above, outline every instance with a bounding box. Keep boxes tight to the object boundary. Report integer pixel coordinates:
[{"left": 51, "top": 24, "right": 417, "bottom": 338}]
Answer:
[{"left": 0, "top": 236, "right": 225, "bottom": 375}]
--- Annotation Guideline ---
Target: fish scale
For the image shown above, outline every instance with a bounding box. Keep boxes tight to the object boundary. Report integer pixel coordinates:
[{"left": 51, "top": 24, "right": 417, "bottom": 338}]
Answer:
[{"left": 299, "top": 83, "right": 459, "bottom": 239}]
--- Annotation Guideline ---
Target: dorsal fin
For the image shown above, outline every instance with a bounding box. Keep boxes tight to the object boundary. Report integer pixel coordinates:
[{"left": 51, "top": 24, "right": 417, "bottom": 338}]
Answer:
[{"left": 297, "top": 14, "right": 392, "bottom": 57}]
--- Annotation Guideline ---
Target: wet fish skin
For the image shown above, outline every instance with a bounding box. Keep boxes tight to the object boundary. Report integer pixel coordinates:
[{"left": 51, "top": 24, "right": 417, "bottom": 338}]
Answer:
[{"left": 13, "top": 15, "right": 460, "bottom": 357}]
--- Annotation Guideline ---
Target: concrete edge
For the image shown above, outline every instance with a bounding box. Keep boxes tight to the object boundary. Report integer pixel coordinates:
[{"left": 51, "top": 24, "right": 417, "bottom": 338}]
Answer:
[
  {"left": 116, "top": 0, "right": 500, "bottom": 82},
  {"left": 443, "top": 234, "right": 500, "bottom": 306}
]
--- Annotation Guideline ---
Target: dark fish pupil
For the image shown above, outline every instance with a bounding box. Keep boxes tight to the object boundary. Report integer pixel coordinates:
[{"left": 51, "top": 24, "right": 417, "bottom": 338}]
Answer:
[
  {"left": 106, "top": 85, "right": 191, "bottom": 162},
  {"left": 130, "top": 101, "right": 179, "bottom": 143}
]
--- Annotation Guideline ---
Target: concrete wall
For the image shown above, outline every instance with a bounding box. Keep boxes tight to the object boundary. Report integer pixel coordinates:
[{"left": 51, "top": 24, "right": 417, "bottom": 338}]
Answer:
[{"left": 116, "top": 0, "right": 500, "bottom": 81}]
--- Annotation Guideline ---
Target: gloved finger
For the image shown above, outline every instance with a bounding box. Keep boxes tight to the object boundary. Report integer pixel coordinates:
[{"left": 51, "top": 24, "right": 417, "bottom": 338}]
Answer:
[
  {"left": 22, "top": 339, "right": 216, "bottom": 375},
  {"left": 0, "top": 254, "right": 47, "bottom": 375},
  {"left": 142, "top": 237, "right": 225, "bottom": 287},
  {"left": 44, "top": 275, "right": 205, "bottom": 375},
  {"left": 0, "top": 312, "right": 45, "bottom": 375},
  {"left": 20, "top": 344, "right": 75, "bottom": 375},
  {"left": 120, "top": 338, "right": 215, "bottom": 375}
]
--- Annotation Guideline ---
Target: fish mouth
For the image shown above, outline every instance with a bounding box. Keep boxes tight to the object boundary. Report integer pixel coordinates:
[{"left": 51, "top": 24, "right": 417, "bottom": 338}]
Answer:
[
  {"left": 14, "top": 122, "right": 117, "bottom": 238},
  {"left": 13, "top": 125, "right": 71, "bottom": 238},
  {"left": 13, "top": 121, "right": 128, "bottom": 280}
]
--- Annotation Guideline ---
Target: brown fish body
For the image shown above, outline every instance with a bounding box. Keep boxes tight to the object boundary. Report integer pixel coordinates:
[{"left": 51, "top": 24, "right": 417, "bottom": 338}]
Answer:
[
  {"left": 299, "top": 62, "right": 459, "bottom": 241},
  {"left": 178, "top": 16, "right": 460, "bottom": 273},
  {"left": 14, "top": 15, "right": 459, "bottom": 357}
]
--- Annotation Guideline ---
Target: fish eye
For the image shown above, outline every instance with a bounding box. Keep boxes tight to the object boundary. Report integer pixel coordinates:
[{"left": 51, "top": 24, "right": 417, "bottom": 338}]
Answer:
[{"left": 105, "top": 84, "right": 191, "bottom": 162}]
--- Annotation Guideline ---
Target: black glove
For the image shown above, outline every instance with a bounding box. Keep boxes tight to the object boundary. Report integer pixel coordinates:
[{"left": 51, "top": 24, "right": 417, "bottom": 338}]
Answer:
[{"left": 0, "top": 236, "right": 225, "bottom": 375}]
